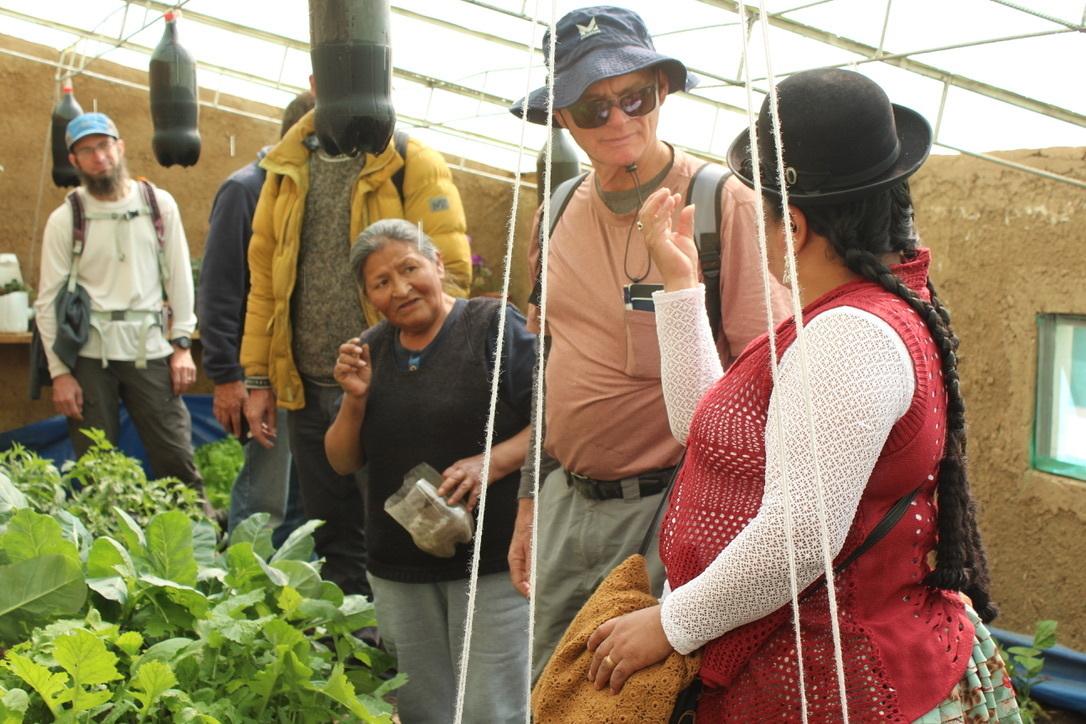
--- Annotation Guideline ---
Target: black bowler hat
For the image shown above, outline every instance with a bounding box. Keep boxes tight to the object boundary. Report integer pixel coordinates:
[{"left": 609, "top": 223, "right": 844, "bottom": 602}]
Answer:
[
  {"left": 726, "top": 68, "right": 932, "bottom": 206},
  {"left": 510, "top": 6, "right": 697, "bottom": 125}
]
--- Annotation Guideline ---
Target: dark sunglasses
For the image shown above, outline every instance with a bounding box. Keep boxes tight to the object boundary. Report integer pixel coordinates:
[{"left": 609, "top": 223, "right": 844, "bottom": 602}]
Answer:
[{"left": 565, "top": 83, "right": 659, "bottom": 129}]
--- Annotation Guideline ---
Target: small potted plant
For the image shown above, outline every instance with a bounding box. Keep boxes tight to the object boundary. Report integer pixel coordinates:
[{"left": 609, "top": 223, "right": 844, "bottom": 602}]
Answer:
[
  {"left": 469, "top": 238, "right": 504, "bottom": 298},
  {"left": 472, "top": 253, "right": 495, "bottom": 294},
  {"left": 0, "top": 278, "right": 33, "bottom": 332}
]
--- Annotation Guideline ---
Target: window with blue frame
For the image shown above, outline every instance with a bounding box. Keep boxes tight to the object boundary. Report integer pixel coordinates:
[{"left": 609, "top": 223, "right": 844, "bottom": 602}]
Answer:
[{"left": 1033, "top": 314, "right": 1086, "bottom": 482}]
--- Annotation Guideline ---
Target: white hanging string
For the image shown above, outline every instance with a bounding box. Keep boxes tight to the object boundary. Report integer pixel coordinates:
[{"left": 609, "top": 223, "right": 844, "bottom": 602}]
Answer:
[
  {"left": 526, "top": 4, "right": 558, "bottom": 720},
  {"left": 733, "top": 3, "right": 811, "bottom": 721},
  {"left": 450, "top": 1, "right": 550, "bottom": 721},
  {"left": 751, "top": 0, "right": 852, "bottom": 718}
]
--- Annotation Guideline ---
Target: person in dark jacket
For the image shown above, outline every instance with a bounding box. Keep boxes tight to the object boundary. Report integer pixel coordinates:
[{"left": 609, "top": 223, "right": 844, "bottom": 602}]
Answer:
[
  {"left": 197, "top": 91, "right": 313, "bottom": 545},
  {"left": 325, "top": 219, "right": 534, "bottom": 723}
]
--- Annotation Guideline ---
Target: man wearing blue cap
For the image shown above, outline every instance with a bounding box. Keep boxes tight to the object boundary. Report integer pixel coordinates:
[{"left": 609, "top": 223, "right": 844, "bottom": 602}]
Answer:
[
  {"left": 507, "top": 6, "right": 788, "bottom": 677},
  {"left": 34, "top": 112, "right": 206, "bottom": 505}
]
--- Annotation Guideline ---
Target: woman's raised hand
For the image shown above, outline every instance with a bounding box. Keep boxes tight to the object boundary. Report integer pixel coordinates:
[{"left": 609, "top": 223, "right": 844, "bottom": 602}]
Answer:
[
  {"left": 639, "top": 187, "right": 699, "bottom": 291},
  {"left": 333, "top": 338, "right": 372, "bottom": 399}
]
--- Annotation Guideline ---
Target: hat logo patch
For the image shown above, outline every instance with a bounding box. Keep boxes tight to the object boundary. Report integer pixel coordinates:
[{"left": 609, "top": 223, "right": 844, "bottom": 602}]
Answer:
[{"left": 577, "top": 17, "right": 601, "bottom": 39}]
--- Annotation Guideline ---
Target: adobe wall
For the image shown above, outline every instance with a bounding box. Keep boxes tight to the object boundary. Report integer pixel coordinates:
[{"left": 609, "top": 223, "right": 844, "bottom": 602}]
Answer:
[{"left": 911, "top": 149, "right": 1086, "bottom": 648}]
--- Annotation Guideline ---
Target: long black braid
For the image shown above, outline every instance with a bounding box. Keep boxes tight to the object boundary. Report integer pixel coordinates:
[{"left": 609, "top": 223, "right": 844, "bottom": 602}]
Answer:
[{"left": 769, "top": 182, "right": 997, "bottom": 622}]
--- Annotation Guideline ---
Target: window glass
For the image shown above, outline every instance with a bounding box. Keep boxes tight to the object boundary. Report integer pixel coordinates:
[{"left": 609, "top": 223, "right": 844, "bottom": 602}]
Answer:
[{"left": 1033, "top": 314, "right": 1086, "bottom": 482}]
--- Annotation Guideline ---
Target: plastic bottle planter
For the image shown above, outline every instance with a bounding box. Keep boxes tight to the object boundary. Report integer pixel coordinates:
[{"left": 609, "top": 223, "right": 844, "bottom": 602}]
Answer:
[
  {"left": 149, "top": 11, "right": 200, "bottom": 167},
  {"left": 51, "top": 84, "right": 83, "bottom": 187},
  {"left": 309, "top": 0, "right": 395, "bottom": 157},
  {"left": 536, "top": 127, "right": 582, "bottom": 206}
]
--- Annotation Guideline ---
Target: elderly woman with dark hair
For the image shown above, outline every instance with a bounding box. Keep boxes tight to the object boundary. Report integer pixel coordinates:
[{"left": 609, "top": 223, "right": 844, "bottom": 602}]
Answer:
[
  {"left": 585, "top": 69, "right": 1021, "bottom": 723},
  {"left": 325, "top": 218, "right": 534, "bottom": 723}
]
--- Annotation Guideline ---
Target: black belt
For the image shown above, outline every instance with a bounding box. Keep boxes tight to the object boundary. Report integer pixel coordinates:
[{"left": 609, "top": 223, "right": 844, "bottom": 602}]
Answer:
[{"left": 567, "top": 467, "right": 675, "bottom": 501}]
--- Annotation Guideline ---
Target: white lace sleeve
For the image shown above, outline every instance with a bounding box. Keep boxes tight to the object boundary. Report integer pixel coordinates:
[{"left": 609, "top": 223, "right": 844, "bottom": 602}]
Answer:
[
  {"left": 653, "top": 285, "right": 724, "bottom": 444},
  {"left": 660, "top": 307, "right": 916, "bottom": 654}
]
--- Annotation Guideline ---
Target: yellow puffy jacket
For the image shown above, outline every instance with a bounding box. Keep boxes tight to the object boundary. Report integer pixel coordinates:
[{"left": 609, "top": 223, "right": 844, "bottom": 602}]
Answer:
[{"left": 240, "top": 110, "right": 471, "bottom": 409}]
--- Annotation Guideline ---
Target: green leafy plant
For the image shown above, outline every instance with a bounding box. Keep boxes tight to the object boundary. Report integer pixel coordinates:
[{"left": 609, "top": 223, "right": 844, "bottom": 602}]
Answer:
[
  {"left": 1, "top": 432, "right": 205, "bottom": 540},
  {"left": 0, "top": 509, "right": 86, "bottom": 643},
  {"left": 0, "top": 447, "right": 66, "bottom": 521},
  {"left": 0, "top": 509, "right": 401, "bottom": 721},
  {"left": 0, "top": 280, "right": 31, "bottom": 296},
  {"left": 1001, "top": 619, "right": 1058, "bottom": 723},
  {"left": 193, "top": 437, "right": 243, "bottom": 512},
  {"left": 0, "top": 444, "right": 403, "bottom": 721}
]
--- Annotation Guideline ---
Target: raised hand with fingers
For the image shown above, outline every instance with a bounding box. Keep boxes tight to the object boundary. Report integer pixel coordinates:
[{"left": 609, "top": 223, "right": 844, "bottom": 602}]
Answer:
[
  {"left": 333, "top": 338, "right": 372, "bottom": 400},
  {"left": 638, "top": 187, "right": 699, "bottom": 292}
]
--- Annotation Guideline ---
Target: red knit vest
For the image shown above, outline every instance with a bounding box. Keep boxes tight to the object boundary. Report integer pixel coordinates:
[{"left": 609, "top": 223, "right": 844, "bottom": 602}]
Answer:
[{"left": 659, "top": 250, "right": 974, "bottom": 722}]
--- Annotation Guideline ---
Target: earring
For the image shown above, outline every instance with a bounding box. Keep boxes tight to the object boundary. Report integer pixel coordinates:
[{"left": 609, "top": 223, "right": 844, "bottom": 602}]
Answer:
[{"left": 782, "top": 263, "right": 793, "bottom": 286}]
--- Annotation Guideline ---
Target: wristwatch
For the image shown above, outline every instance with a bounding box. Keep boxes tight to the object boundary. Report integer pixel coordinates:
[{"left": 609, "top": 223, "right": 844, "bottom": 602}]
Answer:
[{"left": 169, "top": 336, "right": 192, "bottom": 350}]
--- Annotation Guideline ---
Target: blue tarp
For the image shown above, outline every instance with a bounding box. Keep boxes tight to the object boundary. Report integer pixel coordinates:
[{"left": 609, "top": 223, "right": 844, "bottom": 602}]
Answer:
[
  {"left": 0, "top": 394, "right": 226, "bottom": 473},
  {"left": 991, "top": 627, "right": 1086, "bottom": 716}
]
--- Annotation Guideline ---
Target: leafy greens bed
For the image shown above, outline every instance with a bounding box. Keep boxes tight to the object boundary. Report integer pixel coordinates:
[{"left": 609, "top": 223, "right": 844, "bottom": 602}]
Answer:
[{"left": 0, "top": 437, "right": 402, "bottom": 723}]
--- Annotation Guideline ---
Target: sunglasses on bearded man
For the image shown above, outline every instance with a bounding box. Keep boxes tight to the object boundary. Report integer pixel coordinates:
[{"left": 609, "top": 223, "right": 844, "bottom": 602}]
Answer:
[{"left": 564, "top": 83, "right": 659, "bottom": 129}]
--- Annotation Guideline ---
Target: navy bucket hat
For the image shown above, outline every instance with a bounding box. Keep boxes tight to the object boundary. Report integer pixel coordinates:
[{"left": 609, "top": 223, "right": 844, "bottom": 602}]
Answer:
[
  {"left": 510, "top": 6, "right": 697, "bottom": 125},
  {"left": 726, "top": 68, "right": 932, "bottom": 206}
]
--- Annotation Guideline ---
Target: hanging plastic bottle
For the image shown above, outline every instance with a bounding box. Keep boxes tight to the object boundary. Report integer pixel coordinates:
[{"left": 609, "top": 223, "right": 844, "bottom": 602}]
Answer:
[
  {"left": 149, "top": 10, "right": 200, "bottom": 167},
  {"left": 309, "top": 0, "right": 395, "bottom": 157},
  {"left": 50, "top": 83, "right": 83, "bottom": 187},
  {"left": 536, "top": 127, "right": 581, "bottom": 205}
]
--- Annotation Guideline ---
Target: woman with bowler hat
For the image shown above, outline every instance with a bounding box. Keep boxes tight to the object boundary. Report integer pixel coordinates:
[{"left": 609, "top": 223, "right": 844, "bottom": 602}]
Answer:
[{"left": 585, "top": 69, "right": 1021, "bottom": 722}]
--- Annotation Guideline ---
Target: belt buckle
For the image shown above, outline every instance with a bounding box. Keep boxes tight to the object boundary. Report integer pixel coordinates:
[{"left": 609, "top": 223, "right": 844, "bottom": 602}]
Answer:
[{"left": 110, "top": 310, "right": 126, "bottom": 321}]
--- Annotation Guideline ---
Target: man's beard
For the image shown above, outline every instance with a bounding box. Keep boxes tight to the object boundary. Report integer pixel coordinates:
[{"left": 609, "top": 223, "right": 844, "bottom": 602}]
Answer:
[{"left": 78, "top": 157, "right": 128, "bottom": 197}]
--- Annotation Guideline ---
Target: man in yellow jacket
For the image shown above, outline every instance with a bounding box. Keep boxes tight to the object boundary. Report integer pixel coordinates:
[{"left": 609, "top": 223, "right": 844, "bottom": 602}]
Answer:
[{"left": 241, "top": 107, "right": 470, "bottom": 595}]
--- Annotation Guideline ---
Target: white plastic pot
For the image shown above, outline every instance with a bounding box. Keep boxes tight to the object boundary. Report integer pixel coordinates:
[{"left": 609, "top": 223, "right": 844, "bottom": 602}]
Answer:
[
  {"left": 0, "top": 253, "right": 23, "bottom": 288},
  {"left": 0, "top": 291, "right": 31, "bottom": 332}
]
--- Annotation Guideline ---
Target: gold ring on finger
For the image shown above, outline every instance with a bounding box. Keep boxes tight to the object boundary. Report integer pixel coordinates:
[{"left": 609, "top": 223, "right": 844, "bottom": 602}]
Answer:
[{"left": 604, "top": 655, "right": 616, "bottom": 668}]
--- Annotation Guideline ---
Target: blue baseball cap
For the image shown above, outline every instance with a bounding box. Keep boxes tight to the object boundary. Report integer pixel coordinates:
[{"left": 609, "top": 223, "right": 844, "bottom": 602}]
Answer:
[
  {"left": 510, "top": 6, "right": 696, "bottom": 125},
  {"left": 65, "top": 112, "right": 120, "bottom": 150}
]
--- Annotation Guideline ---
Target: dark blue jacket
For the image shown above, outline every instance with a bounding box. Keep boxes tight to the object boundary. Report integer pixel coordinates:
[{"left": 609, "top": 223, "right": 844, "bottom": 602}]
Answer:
[{"left": 197, "top": 148, "right": 269, "bottom": 384}]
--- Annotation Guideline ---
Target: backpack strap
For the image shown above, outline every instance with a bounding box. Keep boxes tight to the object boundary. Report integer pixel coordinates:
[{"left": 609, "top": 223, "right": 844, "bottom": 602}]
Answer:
[
  {"left": 65, "top": 189, "right": 87, "bottom": 294},
  {"left": 136, "top": 178, "right": 170, "bottom": 297},
  {"left": 67, "top": 189, "right": 86, "bottom": 256},
  {"left": 686, "top": 163, "right": 731, "bottom": 343},
  {"left": 528, "top": 172, "right": 589, "bottom": 307},
  {"left": 392, "top": 130, "right": 409, "bottom": 205}
]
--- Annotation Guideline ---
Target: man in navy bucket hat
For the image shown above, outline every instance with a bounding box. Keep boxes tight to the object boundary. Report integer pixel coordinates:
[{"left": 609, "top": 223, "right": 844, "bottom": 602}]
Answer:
[
  {"left": 508, "top": 6, "right": 789, "bottom": 679},
  {"left": 511, "top": 6, "right": 696, "bottom": 124}
]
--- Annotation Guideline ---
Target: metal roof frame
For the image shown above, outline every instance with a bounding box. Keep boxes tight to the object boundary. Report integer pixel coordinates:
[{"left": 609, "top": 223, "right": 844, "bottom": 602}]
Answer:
[{"left": 2, "top": 0, "right": 1083, "bottom": 188}]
